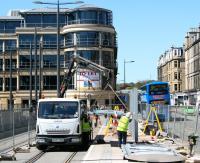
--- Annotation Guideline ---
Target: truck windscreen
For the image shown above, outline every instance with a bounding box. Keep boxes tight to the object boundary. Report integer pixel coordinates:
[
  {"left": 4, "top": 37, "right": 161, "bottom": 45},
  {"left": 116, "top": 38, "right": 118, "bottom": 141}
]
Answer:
[{"left": 38, "top": 101, "right": 79, "bottom": 119}]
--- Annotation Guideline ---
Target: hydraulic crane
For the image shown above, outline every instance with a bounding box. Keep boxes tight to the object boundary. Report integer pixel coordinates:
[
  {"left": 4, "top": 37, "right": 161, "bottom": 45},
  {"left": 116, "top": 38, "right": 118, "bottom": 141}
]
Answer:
[{"left": 59, "top": 55, "right": 112, "bottom": 98}]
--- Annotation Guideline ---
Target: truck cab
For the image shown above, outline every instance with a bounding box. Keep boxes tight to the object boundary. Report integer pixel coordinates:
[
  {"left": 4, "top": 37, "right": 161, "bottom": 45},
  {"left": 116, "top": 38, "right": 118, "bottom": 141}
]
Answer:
[{"left": 36, "top": 98, "right": 83, "bottom": 150}]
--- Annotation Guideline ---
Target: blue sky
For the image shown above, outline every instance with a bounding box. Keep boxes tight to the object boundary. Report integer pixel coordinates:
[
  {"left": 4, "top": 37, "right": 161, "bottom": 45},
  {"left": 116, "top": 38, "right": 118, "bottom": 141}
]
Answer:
[{"left": 1, "top": 0, "right": 200, "bottom": 83}]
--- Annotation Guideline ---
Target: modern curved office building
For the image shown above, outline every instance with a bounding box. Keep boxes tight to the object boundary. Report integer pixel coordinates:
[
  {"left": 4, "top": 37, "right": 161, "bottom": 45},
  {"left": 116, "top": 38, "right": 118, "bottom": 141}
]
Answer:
[{"left": 0, "top": 5, "right": 118, "bottom": 109}]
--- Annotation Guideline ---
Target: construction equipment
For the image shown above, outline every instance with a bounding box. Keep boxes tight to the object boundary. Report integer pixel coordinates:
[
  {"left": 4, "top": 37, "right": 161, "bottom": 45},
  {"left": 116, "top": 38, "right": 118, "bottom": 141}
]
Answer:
[
  {"left": 59, "top": 55, "right": 112, "bottom": 98},
  {"left": 143, "top": 105, "right": 163, "bottom": 134}
]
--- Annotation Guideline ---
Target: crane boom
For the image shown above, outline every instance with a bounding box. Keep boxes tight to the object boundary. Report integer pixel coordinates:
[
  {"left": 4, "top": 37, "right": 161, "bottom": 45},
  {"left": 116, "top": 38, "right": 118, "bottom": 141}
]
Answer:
[{"left": 59, "top": 55, "right": 112, "bottom": 98}]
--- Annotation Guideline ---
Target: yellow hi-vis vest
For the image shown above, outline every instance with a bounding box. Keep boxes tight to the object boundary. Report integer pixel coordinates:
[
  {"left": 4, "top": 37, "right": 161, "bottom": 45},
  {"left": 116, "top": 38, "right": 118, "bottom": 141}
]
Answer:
[
  {"left": 82, "top": 119, "right": 91, "bottom": 132},
  {"left": 117, "top": 116, "right": 129, "bottom": 132}
]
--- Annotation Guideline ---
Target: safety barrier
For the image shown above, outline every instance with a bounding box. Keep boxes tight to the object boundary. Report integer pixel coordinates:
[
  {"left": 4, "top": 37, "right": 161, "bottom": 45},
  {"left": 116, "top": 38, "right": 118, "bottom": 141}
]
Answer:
[
  {"left": 0, "top": 108, "right": 36, "bottom": 140},
  {"left": 139, "top": 103, "right": 200, "bottom": 154}
]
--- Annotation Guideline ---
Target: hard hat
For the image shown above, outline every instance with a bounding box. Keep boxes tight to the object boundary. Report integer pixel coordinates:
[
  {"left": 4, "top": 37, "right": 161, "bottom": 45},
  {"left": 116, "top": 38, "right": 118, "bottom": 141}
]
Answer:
[{"left": 125, "top": 112, "right": 131, "bottom": 118}]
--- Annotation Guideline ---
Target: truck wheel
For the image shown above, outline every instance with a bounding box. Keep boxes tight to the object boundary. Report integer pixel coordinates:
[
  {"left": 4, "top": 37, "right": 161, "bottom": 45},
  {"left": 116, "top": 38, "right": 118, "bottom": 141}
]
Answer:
[{"left": 36, "top": 145, "right": 47, "bottom": 151}]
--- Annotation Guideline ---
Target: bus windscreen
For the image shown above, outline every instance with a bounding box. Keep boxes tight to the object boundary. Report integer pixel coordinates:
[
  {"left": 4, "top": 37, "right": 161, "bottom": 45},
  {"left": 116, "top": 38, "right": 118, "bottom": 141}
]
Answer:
[{"left": 149, "top": 84, "right": 168, "bottom": 95}]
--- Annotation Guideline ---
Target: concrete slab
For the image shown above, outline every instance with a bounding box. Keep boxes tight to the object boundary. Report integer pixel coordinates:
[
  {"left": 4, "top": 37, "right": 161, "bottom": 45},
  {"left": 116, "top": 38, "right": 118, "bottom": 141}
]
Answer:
[{"left": 82, "top": 144, "right": 128, "bottom": 163}]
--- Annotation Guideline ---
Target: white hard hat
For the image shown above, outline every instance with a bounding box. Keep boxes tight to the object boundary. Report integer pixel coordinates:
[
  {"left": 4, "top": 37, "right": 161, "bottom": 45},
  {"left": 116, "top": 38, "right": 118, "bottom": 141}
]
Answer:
[{"left": 125, "top": 112, "right": 131, "bottom": 118}]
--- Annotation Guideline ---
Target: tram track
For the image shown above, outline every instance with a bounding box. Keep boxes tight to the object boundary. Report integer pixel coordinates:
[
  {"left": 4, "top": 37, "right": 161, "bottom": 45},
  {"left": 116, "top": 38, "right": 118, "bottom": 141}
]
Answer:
[{"left": 64, "top": 152, "right": 77, "bottom": 163}]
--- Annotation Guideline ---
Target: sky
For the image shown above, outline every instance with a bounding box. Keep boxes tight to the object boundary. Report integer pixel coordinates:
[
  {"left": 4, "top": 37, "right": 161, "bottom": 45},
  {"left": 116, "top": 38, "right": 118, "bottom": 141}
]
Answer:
[{"left": 1, "top": 0, "right": 200, "bottom": 83}]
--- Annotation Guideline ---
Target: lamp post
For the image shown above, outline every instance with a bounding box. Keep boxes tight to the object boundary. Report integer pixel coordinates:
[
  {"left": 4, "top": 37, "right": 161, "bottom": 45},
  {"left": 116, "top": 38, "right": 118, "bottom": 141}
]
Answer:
[
  {"left": 124, "top": 59, "right": 135, "bottom": 87},
  {"left": 33, "top": 0, "right": 84, "bottom": 97}
]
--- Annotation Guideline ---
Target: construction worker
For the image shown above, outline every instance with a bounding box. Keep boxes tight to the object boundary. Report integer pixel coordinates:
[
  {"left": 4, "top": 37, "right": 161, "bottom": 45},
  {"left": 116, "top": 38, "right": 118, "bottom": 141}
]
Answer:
[
  {"left": 81, "top": 105, "right": 92, "bottom": 149},
  {"left": 117, "top": 112, "right": 132, "bottom": 147}
]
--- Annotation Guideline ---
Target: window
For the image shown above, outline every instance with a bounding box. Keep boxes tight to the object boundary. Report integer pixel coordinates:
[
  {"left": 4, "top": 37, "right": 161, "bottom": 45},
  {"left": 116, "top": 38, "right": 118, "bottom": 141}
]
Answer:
[
  {"left": 174, "top": 72, "right": 178, "bottom": 80},
  {"left": 102, "top": 32, "right": 113, "bottom": 47},
  {"left": 76, "top": 31, "right": 99, "bottom": 47},
  {"left": 43, "top": 55, "right": 56, "bottom": 68},
  {"left": 0, "top": 78, "right": 3, "bottom": 91},
  {"left": 5, "top": 78, "right": 17, "bottom": 91},
  {"left": 0, "top": 59, "right": 2, "bottom": 70},
  {"left": 5, "top": 59, "right": 17, "bottom": 70},
  {"left": 43, "top": 14, "right": 56, "bottom": 27},
  {"left": 174, "top": 84, "right": 178, "bottom": 91},
  {"left": 43, "top": 76, "right": 57, "bottom": 90},
  {"left": 174, "top": 60, "right": 178, "bottom": 68},
  {"left": 19, "top": 55, "right": 36, "bottom": 69},
  {"left": 65, "top": 33, "right": 74, "bottom": 47},
  {"left": 5, "top": 21, "right": 20, "bottom": 33},
  {"left": 5, "top": 40, "right": 16, "bottom": 50},
  {"left": 102, "top": 51, "right": 113, "bottom": 68},
  {"left": 25, "top": 14, "right": 42, "bottom": 27},
  {"left": 19, "top": 76, "right": 36, "bottom": 90},
  {"left": 77, "top": 50, "right": 99, "bottom": 63},
  {"left": 43, "top": 34, "right": 57, "bottom": 48}
]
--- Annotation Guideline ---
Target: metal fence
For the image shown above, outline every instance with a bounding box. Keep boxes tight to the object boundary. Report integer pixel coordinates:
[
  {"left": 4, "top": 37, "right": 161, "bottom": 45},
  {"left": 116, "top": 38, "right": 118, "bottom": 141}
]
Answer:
[
  {"left": 0, "top": 108, "right": 36, "bottom": 140},
  {"left": 139, "top": 103, "right": 200, "bottom": 154}
]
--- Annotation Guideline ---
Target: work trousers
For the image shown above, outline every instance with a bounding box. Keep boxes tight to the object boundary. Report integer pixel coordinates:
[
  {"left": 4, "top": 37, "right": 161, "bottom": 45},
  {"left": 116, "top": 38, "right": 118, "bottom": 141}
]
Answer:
[
  {"left": 117, "top": 130, "right": 127, "bottom": 147},
  {"left": 82, "top": 131, "right": 90, "bottom": 149}
]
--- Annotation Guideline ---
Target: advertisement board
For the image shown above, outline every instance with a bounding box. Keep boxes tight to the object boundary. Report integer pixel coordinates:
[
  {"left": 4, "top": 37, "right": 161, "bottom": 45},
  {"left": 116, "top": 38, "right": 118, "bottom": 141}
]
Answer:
[{"left": 77, "top": 69, "right": 100, "bottom": 90}]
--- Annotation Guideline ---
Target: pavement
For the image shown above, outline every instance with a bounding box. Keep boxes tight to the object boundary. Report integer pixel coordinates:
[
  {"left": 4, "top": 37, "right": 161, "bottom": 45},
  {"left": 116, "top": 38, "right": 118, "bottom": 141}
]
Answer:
[{"left": 83, "top": 115, "right": 200, "bottom": 163}]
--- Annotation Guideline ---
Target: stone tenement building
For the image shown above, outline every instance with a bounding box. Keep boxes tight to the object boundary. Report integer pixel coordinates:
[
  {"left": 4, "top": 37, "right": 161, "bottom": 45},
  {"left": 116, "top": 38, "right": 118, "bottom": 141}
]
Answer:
[
  {"left": 157, "top": 47, "right": 185, "bottom": 105},
  {"left": 184, "top": 27, "right": 200, "bottom": 105}
]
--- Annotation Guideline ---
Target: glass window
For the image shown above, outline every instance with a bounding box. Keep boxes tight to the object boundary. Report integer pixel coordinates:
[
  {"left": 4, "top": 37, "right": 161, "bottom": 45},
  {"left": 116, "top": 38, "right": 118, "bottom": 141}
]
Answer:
[
  {"left": 19, "top": 76, "right": 36, "bottom": 90},
  {"left": 43, "top": 34, "right": 57, "bottom": 48},
  {"left": 67, "top": 12, "right": 76, "bottom": 25},
  {"left": 5, "top": 59, "right": 17, "bottom": 70},
  {"left": 174, "top": 84, "right": 178, "bottom": 91},
  {"left": 5, "top": 40, "right": 16, "bottom": 50},
  {"left": 43, "top": 75, "right": 57, "bottom": 90},
  {"left": 19, "top": 34, "right": 34, "bottom": 48},
  {"left": 174, "top": 72, "right": 178, "bottom": 80},
  {"left": 43, "top": 14, "right": 56, "bottom": 27},
  {"left": 38, "top": 101, "right": 78, "bottom": 119},
  {"left": 0, "top": 40, "right": 3, "bottom": 52},
  {"left": 65, "top": 33, "right": 74, "bottom": 47},
  {"left": 0, "top": 22, "right": 4, "bottom": 32},
  {"left": 102, "top": 51, "right": 113, "bottom": 68},
  {"left": 25, "top": 14, "right": 42, "bottom": 27},
  {"left": 102, "top": 32, "right": 113, "bottom": 47},
  {"left": 5, "top": 21, "right": 20, "bottom": 33},
  {"left": 0, "top": 59, "right": 2, "bottom": 70},
  {"left": 78, "top": 11, "right": 97, "bottom": 24},
  {"left": 43, "top": 55, "right": 57, "bottom": 68},
  {"left": 76, "top": 31, "right": 99, "bottom": 47},
  {"left": 77, "top": 50, "right": 99, "bottom": 63},
  {"left": 149, "top": 84, "right": 169, "bottom": 95},
  {"left": 5, "top": 78, "right": 17, "bottom": 91},
  {"left": 64, "top": 51, "right": 74, "bottom": 66},
  {"left": 19, "top": 55, "right": 35, "bottom": 68},
  {"left": 174, "top": 60, "right": 178, "bottom": 68},
  {"left": 0, "top": 78, "right": 3, "bottom": 91}
]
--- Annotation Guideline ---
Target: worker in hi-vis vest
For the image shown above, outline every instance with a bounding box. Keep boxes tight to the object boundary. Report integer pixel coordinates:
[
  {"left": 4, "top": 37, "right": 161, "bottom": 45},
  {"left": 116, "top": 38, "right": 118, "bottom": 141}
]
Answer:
[
  {"left": 81, "top": 104, "right": 92, "bottom": 149},
  {"left": 117, "top": 112, "right": 132, "bottom": 147}
]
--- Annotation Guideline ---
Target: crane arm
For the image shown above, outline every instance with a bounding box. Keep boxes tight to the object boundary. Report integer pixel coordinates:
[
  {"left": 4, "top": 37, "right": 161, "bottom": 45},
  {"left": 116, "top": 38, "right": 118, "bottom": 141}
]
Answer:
[{"left": 59, "top": 55, "right": 112, "bottom": 98}]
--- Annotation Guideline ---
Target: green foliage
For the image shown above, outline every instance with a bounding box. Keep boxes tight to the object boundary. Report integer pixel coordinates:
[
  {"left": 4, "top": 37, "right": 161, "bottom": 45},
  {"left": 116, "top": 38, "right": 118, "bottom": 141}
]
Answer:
[{"left": 116, "top": 80, "right": 155, "bottom": 90}]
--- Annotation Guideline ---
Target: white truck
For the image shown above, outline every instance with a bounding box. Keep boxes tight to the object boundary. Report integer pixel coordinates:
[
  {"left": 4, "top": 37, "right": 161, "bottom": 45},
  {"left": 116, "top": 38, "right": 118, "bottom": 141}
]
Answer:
[{"left": 36, "top": 98, "right": 84, "bottom": 150}]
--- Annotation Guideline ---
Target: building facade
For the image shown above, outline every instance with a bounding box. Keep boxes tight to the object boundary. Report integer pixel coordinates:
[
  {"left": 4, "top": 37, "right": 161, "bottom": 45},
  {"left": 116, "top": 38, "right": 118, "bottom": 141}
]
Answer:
[
  {"left": 157, "top": 47, "right": 185, "bottom": 105},
  {"left": 184, "top": 27, "right": 200, "bottom": 105},
  {"left": 0, "top": 5, "right": 118, "bottom": 109}
]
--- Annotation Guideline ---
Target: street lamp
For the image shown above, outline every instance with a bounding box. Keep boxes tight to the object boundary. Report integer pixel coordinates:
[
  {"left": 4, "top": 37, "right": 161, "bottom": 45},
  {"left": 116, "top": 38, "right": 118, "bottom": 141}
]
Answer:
[
  {"left": 124, "top": 59, "right": 135, "bottom": 87},
  {"left": 33, "top": 0, "right": 84, "bottom": 97}
]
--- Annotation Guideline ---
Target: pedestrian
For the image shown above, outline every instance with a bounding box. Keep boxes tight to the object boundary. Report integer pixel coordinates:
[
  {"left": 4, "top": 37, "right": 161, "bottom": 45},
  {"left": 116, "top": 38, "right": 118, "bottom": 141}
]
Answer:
[
  {"left": 94, "top": 113, "right": 99, "bottom": 127},
  {"left": 117, "top": 112, "right": 132, "bottom": 147}
]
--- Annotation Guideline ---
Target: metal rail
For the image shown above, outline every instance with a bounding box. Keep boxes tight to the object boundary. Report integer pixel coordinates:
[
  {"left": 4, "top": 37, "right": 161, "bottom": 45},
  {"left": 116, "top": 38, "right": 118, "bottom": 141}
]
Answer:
[
  {"left": 64, "top": 152, "right": 77, "bottom": 163},
  {"left": 25, "top": 151, "right": 45, "bottom": 163}
]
